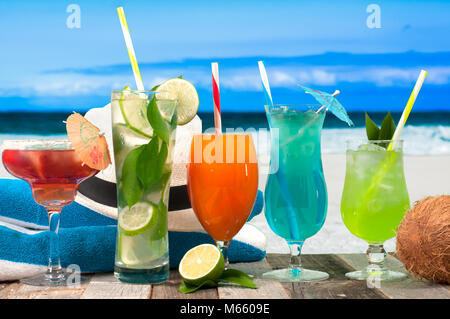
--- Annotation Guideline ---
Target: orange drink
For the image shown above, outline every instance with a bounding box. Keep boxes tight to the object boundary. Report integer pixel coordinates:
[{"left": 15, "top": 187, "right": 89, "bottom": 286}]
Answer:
[{"left": 187, "top": 133, "right": 258, "bottom": 264}]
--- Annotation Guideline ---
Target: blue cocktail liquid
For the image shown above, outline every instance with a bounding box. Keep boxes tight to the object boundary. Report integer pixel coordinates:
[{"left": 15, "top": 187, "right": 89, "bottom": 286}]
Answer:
[{"left": 264, "top": 108, "right": 327, "bottom": 242}]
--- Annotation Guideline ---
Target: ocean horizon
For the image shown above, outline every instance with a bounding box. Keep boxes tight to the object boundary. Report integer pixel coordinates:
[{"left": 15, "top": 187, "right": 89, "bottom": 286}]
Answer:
[{"left": 1, "top": 110, "right": 449, "bottom": 156}]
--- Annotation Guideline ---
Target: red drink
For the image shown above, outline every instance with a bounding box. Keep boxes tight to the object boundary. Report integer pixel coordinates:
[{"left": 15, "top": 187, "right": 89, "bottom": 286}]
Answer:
[
  {"left": 1, "top": 140, "right": 99, "bottom": 286},
  {"left": 2, "top": 149, "right": 98, "bottom": 208}
]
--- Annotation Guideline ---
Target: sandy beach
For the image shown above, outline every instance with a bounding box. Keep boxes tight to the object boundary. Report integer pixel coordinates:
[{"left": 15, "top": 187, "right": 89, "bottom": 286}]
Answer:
[{"left": 1, "top": 149, "right": 448, "bottom": 255}]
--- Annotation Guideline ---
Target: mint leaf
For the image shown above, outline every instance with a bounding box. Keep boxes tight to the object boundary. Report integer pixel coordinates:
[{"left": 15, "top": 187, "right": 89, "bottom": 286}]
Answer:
[
  {"left": 365, "top": 112, "right": 380, "bottom": 141},
  {"left": 218, "top": 269, "right": 257, "bottom": 289},
  {"left": 136, "top": 136, "right": 168, "bottom": 189},
  {"left": 147, "top": 96, "right": 170, "bottom": 144},
  {"left": 379, "top": 111, "right": 396, "bottom": 141},
  {"left": 179, "top": 280, "right": 218, "bottom": 294},
  {"left": 151, "top": 200, "right": 168, "bottom": 241},
  {"left": 121, "top": 146, "right": 144, "bottom": 208}
]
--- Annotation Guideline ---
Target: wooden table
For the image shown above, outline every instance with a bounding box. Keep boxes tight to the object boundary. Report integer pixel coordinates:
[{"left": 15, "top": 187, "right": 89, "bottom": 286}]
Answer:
[{"left": 0, "top": 254, "right": 448, "bottom": 299}]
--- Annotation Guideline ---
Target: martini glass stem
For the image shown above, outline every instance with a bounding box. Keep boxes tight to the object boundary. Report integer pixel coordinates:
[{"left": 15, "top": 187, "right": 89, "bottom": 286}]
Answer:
[
  {"left": 216, "top": 240, "right": 230, "bottom": 268},
  {"left": 47, "top": 209, "right": 63, "bottom": 280}
]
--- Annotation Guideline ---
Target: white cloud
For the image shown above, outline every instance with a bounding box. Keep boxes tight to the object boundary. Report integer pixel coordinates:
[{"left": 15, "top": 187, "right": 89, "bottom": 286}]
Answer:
[
  {"left": 1, "top": 64, "right": 449, "bottom": 98},
  {"left": 311, "top": 69, "right": 336, "bottom": 85}
]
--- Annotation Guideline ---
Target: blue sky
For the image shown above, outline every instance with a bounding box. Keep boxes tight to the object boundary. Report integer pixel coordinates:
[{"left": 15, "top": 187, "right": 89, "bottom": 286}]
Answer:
[{"left": 0, "top": 0, "right": 450, "bottom": 112}]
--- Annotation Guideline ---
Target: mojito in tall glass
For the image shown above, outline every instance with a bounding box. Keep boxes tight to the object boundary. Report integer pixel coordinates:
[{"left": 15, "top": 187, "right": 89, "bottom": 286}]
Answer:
[{"left": 111, "top": 89, "right": 177, "bottom": 284}]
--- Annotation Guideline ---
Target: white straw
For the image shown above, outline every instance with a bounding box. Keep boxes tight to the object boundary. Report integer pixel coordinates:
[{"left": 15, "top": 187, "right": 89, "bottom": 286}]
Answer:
[{"left": 258, "top": 61, "right": 273, "bottom": 106}]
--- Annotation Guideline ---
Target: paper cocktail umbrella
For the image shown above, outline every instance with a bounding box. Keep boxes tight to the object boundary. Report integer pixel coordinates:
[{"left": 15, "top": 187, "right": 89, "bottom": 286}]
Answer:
[
  {"left": 298, "top": 85, "right": 353, "bottom": 126},
  {"left": 66, "top": 113, "right": 111, "bottom": 170}
]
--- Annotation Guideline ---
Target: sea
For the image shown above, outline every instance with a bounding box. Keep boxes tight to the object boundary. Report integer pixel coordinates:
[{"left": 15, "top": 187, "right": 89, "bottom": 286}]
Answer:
[{"left": 0, "top": 111, "right": 449, "bottom": 155}]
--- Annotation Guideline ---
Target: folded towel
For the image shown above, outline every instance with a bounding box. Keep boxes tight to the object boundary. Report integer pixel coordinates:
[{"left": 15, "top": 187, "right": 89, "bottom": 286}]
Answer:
[{"left": 0, "top": 179, "right": 265, "bottom": 281}]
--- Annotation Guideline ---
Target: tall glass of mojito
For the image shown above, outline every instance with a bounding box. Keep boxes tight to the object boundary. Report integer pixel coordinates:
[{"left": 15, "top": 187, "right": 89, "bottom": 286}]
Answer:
[
  {"left": 111, "top": 89, "right": 177, "bottom": 284},
  {"left": 341, "top": 139, "right": 410, "bottom": 281}
]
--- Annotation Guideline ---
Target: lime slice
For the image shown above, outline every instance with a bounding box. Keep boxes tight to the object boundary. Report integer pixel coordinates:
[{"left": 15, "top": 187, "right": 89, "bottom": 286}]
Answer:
[
  {"left": 179, "top": 244, "right": 224, "bottom": 286},
  {"left": 119, "top": 87, "right": 153, "bottom": 138},
  {"left": 118, "top": 233, "right": 154, "bottom": 266},
  {"left": 156, "top": 78, "right": 199, "bottom": 125},
  {"left": 118, "top": 202, "right": 157, "bottom": 236}
]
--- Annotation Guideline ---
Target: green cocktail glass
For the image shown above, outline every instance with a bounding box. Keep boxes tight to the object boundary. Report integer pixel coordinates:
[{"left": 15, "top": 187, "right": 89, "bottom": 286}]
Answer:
[
  {"left": 111, "top": 90, "right": 177, "bottom": 284},
  {"left": 341, "top": 139, "right": 410, "bottom": 282}
]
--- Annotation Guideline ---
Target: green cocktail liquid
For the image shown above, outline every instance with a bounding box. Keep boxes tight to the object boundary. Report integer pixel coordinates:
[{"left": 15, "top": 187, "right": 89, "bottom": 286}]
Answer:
[{"left": 340, "top": 147, "right": 410, "bottom": 243}]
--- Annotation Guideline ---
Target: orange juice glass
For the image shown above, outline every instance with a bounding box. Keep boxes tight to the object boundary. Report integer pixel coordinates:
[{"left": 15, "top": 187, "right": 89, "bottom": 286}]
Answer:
[{"left": 187, "top": 133, "right": 259, "bottom": 265}]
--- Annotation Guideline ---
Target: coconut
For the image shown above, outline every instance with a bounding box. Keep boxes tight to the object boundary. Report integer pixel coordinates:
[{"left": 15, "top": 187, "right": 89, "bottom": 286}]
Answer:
[{"left": 396, "top": 195, "right": 450, "bottom": 284}]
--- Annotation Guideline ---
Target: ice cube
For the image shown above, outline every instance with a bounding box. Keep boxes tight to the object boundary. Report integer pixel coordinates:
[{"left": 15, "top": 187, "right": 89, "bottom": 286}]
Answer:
[
  {"left": 357, "top": 143, "right": 386, "bottom": 152},
  {"left": 379, "top": 183, "right": 393, "bottom": 190},
  {"left": 112, "top": 124, "right": 150, "bottom": 176}
]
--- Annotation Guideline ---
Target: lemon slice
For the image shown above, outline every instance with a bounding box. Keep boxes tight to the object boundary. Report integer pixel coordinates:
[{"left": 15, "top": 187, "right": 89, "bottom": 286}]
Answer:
[
  {"left": 156, "top": 78, "right": 199, "bottom": 125},
  {"left": 179, "top": 244, "right": 224, "bottom": 285},
  {"left": 118, "top": 202, "right": 157, "bottom": 236}
]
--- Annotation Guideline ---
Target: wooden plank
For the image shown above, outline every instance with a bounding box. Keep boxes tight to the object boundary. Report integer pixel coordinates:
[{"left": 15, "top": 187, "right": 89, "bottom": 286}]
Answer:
[
  {"left": 337, "top": 254, "right": 450, "bottom": 299},
  {"left": 81, "top": 273, "right": 151, "bottom": 299},
  {"left": 152, "top": 270, "right": 219, "bottom": 299},
  {"left": 8, "top": 282, "right": 87, "bottom": 299},
  {"left": 218, "top": 259, "right": 290, "bottom": 299},
  {"left": 266, "top": 254, "right": 386, "bottom": 299},
  {"left": 0, "top": 282, "right": 22, "bottom": 299}
]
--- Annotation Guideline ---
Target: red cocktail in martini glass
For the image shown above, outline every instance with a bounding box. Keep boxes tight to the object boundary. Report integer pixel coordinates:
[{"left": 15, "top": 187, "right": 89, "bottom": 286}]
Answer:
[{"left": 2, "top": 140, "right": 98, "bottom": 286}]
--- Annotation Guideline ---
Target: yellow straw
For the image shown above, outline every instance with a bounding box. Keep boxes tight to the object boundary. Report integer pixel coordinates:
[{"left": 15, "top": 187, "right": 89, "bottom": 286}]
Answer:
[
  {"left": 117, "top": 7, "right": 145, "bottom": 91},
  {"left": 388, "top": 70, "right": 427, "bottom": 150}
]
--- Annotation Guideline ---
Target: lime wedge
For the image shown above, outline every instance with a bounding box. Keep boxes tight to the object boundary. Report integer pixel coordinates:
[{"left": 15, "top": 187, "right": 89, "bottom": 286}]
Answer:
[
  {"left": 179, "top": 244, "right": 224, "bottom": 286},
  {"left": 156, "top": 78, "right": 199, "bottom": 125},
  {"left": 118, "top": 202, "right": 157, "bottom": 236},
  {"left": 119, "top": 87, "right": 153, "bottom": 138}
]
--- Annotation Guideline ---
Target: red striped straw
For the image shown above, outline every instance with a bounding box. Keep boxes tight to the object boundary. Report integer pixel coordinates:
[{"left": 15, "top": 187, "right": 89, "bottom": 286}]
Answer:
[{"left": 211, "top": 62, "right": 222, "bottom": 134}]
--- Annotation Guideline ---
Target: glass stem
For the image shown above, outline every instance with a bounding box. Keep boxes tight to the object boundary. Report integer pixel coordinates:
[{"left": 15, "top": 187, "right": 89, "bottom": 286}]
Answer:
[
  {"left": 366, "top": 243, "right": 387, "bottom": 273},
  {"left": 288, "top": 241, "right": 304, "bottom": 272},
  {"left": 47, "top": 209, "right": 63, "bottom": 280},
  {"left": 217, "top": 240, "right": 230, "bottom": 268}
]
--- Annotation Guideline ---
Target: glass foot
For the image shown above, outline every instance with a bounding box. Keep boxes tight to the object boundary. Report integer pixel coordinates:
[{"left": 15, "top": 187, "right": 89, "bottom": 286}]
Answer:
[
  {"left": 262, "top": 268, "right": 329, "bottom": 282},
  {"left": 20, "top": 271, "right": 89, "bottom": 287},
  {"left": 345, "top": 269, "right": 407, "bottom": 282},
  {"left": 114, "top": 262, "right": 169, "bottom": 284}
]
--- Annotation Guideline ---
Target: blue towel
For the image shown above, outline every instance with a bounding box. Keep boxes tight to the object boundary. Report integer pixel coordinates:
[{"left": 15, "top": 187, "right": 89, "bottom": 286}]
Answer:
[{"left": 0, "top": 179, "right": 265, "bottom": 281}]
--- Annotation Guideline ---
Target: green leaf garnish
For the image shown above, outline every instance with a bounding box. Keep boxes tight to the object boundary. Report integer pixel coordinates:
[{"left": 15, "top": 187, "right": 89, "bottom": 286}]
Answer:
[
  {"left": 218, "top": 269, "right": 257, "bottom": 289},
  {"left": 179, "top": 280, "right": 218, "bottom": 294},
  {"left": 365, "top": 112, "right": 397, "bottom": 148},
  {"left": 121, "top": 146, "right": 144, "bottom": 208},
  {"left": 379, "top": 111, "right": 396, "bottom": 141},
  {"left": 136, "top": 136, "right": 168, "bottom": 189},
  {"left": 365, "top": 112, "right": 380, "bottom": 141},
  {"left": 147, "top": 96, "right": 170, "bottom": 144},
  {"left": 178, "top": 268, "right": 257, "bottom": 294}
]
